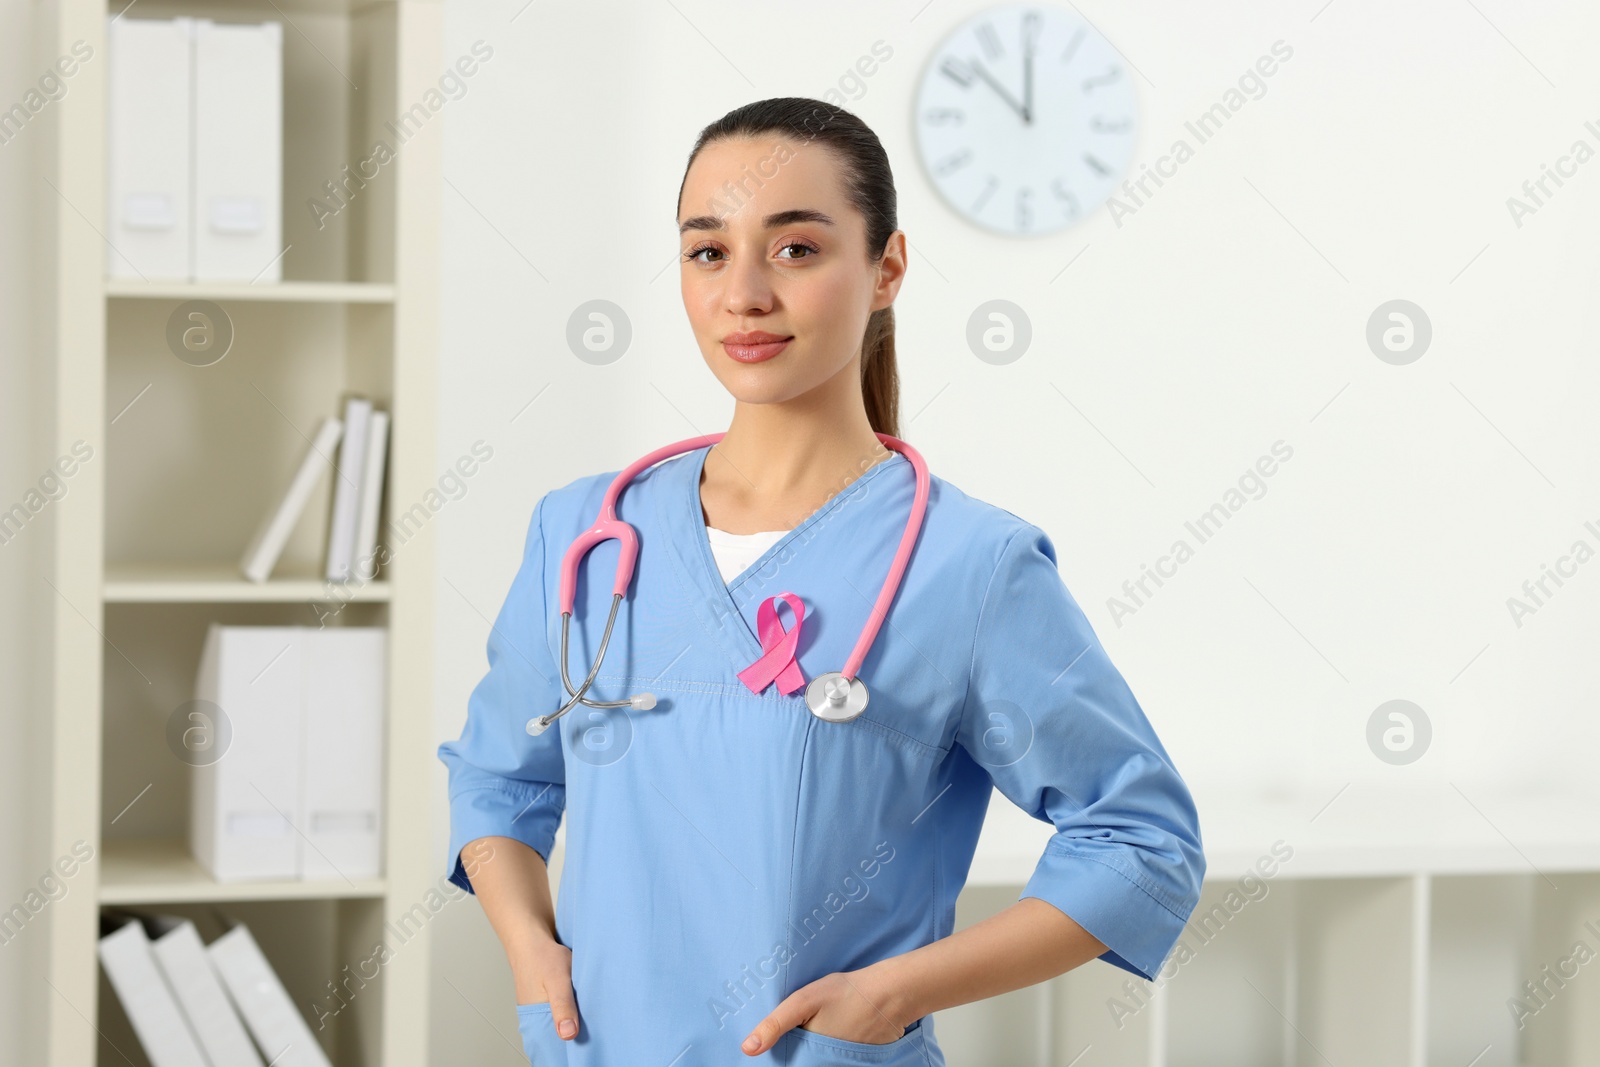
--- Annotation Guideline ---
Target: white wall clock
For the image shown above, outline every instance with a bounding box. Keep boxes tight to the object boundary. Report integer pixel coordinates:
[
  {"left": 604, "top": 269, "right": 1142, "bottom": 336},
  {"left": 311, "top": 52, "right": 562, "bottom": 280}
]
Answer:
[{"left": 914, "top": 3, "right": 1139, "bottom": 235}]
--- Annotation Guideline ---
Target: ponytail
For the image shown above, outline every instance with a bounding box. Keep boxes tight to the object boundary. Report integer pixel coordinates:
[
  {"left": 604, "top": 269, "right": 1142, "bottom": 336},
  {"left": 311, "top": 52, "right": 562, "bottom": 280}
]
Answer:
[{"left": 859, "top": 306, "right": 898, "bottom": 438}]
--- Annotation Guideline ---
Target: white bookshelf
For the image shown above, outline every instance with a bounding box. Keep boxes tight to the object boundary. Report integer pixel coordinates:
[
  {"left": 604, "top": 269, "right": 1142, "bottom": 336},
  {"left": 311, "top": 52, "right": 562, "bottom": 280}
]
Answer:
[
  {"left": 35, "top": 0, "right": 441, "bottom": 1064},
  {"left": 960, "top": 786, "right": 1600, "bottom": 1067}
]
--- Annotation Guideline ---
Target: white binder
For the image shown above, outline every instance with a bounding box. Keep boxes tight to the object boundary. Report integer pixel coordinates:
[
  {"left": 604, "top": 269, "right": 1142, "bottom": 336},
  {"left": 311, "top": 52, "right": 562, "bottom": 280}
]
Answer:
[
  {"left": 98, "top": 919, "right": 209, "bottom": 1067},
  {"left": 194, "top": 19, "right": 283, "bottom": 281},
  {"left": 352, "top": 410, "right": 390, "bottom": 582},
  {"left": 192, "top": 624, "right": 304, "bottom": 881},
  {"left": 150, "top": 918, "right": 265, "bottom": 1067},
  {"left": 107, "top": 17, "right": 194, "bottom": 281},
  {"left": 208, "top": 925, "right": 334, "bottom": 1067},
  {"left": 300, "top": 627, "right": 387, "bottom": 880},
  {"left": 239, "top": 416, "right": 343, "bottom": 583},
  {"left": 325, "top": 397, "right": 372, "bottom": 582}
]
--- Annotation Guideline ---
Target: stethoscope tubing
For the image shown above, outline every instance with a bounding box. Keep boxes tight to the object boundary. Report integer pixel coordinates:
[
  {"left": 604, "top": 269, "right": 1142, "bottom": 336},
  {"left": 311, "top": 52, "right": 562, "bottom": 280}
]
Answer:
[{"left": 529, "top": 431, "right": 929, "bottom": 734}]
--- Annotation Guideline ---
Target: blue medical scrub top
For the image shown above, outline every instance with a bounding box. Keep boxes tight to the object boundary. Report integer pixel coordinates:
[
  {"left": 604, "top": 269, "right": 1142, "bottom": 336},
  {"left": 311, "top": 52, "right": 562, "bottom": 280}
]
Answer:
[{"left": 438, "top": 445, "right": 1205, "bottom": 1065}]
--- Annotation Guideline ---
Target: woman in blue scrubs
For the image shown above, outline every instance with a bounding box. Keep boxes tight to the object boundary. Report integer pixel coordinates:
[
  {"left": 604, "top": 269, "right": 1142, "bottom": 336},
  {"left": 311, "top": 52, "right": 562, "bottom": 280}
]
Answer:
[{"left": 438, "top": 97, "right": 1205, "bottom": 1065}]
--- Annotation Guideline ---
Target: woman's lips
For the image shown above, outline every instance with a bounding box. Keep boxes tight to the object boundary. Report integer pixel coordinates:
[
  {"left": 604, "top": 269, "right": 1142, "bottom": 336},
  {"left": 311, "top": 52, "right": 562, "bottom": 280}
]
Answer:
[{"left": 723, "top": 338, "right": 791, "bottom": 363}]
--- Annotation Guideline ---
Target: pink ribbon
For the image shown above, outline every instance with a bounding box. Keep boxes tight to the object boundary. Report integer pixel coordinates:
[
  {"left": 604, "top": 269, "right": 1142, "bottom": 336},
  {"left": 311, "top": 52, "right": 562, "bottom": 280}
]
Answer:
[{"left": 737, "top": 592, "right": 807, "bottom": 696}]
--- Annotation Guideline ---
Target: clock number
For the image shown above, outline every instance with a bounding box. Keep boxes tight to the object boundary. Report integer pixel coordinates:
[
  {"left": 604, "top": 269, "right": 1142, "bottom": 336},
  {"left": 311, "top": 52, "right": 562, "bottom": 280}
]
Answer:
[
  {"left": 934, "top": 148, "right": 974, "bottom": 177},
  {"left": 940, "top": 57, "right": 976, "bottom": 88},
  {"left": 1090, "top": 115, "right": 1132, "bottom": 134},
  {"left": 922, "top": 107, "right": 965, "bottom": 126},
  {"left": 1051, "top": 178, "right": 1081, "bottom": 220},
  {"left": 974, "top": 21, "right": 1003, "bottom": 61},
  {"left": 970, "top": 175, "right": 999, "bottom": 215},
  {"left": 1060, "top": 27, "right": 1086, "bottom": 65},
  {"left": 1082, "top": 153, "right": 1112, "bottom": 177},
  {"left": 1022, "top": 11, "right": 1041, "bottom": 51},
  {"left": 1015, "top": 187, "right": 1034, "bottom": 232},
  {"left": 1082, "top": 67, "right": 1121, "bottom": 94}
]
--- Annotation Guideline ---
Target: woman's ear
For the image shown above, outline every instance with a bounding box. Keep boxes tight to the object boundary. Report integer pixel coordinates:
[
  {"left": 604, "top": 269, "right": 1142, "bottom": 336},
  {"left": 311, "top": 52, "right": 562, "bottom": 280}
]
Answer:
[{"left": 873, "top": 231, "right": 908, "bottom": 310}]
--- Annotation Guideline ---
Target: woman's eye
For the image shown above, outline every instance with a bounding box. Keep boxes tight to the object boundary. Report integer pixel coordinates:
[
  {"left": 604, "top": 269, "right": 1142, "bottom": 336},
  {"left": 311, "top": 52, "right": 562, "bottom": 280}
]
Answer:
[{"left": 684, "top": 242, "right": 817, "bottom": 263}]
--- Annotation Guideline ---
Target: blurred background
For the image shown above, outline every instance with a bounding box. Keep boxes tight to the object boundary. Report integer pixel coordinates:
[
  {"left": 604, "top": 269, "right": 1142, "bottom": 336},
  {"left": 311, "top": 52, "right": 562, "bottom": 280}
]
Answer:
[{"left": 2, "top": 0, "right": 1598, "bottom": 1064}]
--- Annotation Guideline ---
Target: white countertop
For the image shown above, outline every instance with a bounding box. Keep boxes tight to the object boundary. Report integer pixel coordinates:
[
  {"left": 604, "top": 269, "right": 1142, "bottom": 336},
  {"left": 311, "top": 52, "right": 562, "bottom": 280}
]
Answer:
[{"left": 967, "top": 778, "right": 1600, "bottom": 884}]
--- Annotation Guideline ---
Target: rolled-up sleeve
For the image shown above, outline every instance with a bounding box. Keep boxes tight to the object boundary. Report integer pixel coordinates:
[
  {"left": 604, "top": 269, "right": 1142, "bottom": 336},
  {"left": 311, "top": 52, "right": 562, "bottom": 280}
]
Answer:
[
  {"left": 955, "top": 524, "right": 1205, "bottom": 981},
  {"left": 438, "top": 494, "right": 567, "bottom": 894}
]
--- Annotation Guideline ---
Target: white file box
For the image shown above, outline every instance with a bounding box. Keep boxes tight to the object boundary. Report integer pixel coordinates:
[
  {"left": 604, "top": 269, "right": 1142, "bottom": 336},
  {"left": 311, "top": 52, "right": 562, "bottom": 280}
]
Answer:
[
  {"left": 193, "top": 19, "right": 283, "bottom": 281},
  {"left": 191, "top": 625, "right": 304, "bottom": 880},
  {"left": 300, "top": 627, "right": 387, "bottom": 880},
  {"left": 107, "top": 17, "right": 194, "bottom": 281}
]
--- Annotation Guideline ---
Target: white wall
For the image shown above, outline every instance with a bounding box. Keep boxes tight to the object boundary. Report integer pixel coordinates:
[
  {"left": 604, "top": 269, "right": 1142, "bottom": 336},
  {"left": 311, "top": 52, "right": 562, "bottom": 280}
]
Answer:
[{"left": 430, "top": 0, "right": 1600, "bottom": 1060}]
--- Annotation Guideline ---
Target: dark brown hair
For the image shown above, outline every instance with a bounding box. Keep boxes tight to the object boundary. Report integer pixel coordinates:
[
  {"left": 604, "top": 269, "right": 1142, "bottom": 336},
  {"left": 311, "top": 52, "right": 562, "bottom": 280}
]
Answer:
[{"left": 677, "top": 97, "right": 901, "bottom": 438}]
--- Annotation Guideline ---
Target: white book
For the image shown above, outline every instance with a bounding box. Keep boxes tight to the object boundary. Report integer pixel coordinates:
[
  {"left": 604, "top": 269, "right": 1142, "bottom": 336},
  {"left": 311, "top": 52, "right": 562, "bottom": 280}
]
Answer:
[
  {"left": 209, "top": 925, "right": 334, "bottom": 1067},
  {"left": 191, "top": 624, "right": 305, "bottom": 881},
  {"left": 300, "top": 628, "right": 387, "bottom": 880},
  {"left": 193, "top": 20, "right": 283, "bottom": 281},
  {"left": 240, "top": 416, "right": 343, "bottom": 583},
  {"left": 150, "top": 919, "right": 265, "bottom": 1067},
  {"left": 352, "top": 410, "right": 390, "bottom": 583},
  {"left": 325, "top": 397, "right": 372, "bottom": 582},
  {"left": 107, "top": 17, "right": 194, "bottom": 281},
  {"left": 98, "top": 919, "right": 209, "bottom": 1067}
]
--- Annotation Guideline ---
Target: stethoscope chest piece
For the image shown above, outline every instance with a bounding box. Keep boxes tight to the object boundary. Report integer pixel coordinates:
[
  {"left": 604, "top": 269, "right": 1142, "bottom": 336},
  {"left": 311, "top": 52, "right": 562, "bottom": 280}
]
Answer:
[{"left": 805, "top": 671, "right": 869, "bottom": 723}]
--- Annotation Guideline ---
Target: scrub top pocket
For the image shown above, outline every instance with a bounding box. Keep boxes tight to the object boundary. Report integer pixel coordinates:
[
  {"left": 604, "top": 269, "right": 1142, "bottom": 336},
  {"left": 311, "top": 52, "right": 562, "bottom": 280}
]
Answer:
[
  {"left": 516, "top": 1002, "right": 568, "bottom": 1065},
  {"left": 777, "top": 1015, "right": 936, "bottom": 1065}
]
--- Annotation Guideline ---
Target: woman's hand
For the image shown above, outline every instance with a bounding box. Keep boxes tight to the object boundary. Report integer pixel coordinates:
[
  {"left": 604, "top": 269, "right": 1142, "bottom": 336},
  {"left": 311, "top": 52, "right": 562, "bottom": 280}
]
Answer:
[
  {"left": 511, "top": 933, "right": 580, "bottom": 1039},
  {"left": 740, "top": 967, "right": 913, "bottom": 1055},
  {"left": 459, "top": 836, "right": 580, "bottom": 1040}
]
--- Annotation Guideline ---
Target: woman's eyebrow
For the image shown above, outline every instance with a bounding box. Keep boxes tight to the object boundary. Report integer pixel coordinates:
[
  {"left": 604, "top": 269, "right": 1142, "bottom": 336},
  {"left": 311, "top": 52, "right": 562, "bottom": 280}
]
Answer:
[{"left": 678, "top": 208, "right": 836, "bottom": 235}]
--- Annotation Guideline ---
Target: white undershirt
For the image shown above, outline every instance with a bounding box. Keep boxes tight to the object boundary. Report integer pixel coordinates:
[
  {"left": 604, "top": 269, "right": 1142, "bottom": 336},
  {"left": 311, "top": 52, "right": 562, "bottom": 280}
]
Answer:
[{"left": 705, "top": 525, "right": 787, "bottom": 584}]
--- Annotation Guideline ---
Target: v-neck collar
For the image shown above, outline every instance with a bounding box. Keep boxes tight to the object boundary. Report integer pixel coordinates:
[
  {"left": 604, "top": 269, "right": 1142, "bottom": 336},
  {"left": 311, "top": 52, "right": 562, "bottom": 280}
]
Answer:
[{"left": 654, "top": 443, "right": 907, "bottom": 674}]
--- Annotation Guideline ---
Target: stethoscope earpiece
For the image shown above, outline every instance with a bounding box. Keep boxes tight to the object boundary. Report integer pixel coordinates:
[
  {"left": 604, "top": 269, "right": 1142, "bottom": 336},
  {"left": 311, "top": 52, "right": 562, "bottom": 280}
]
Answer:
[{"left": 525, "top": 689, "right": 656, "bottom": 736}]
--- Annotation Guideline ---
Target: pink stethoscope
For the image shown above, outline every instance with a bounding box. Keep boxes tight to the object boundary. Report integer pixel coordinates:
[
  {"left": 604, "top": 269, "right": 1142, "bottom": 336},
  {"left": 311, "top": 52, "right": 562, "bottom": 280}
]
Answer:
[{"left": 525, "top": 432, "right": 930, "bottom": 735}]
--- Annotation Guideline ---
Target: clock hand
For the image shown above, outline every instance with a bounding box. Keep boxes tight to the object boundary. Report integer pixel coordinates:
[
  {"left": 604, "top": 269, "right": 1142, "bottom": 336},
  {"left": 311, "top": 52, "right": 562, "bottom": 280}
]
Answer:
[
  {"left": 1021, "top": 12, "right": 1040, "bottom": 125},
  {"left": 1023, "top": 52, "right": 1033, "bottom": 125},
  {"left": 967, "top": 59, "right": 1028, "bottom": 123}
]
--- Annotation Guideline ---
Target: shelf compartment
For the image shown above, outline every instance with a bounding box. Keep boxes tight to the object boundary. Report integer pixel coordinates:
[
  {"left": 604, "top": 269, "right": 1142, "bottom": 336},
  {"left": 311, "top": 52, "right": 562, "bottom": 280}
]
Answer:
[
  {"left": 1292, "top": 876, "right": 1422, "bottom": 1067},
  {"left": 1523, "top": 872, "right": 1600, "bottom": 1067},
  {"left": 105, "top": 298, "right": 394, "bottom": 569},
  {"left": 96, "top": 896, "right": 386, "bottom": 1067},
  {"left": 105, "top": 561, "right": 391, "bottom": 603},
  {"left": 106, "top": 280, "right": 396, "bottom": 303},
  {"left": 1046, "top": 945, "right": 1156, "bottom": 1067},
  {"left": 101, "top": 602, "right": 388, "bottom": 843},
  {"left": 1165, "top": 876, "right": 1296, "bottom": 1067},
  {"left": 99, "top": 838, "right": 385, "bottom": 904},
  {"left": 1428, "top": 874, "right": 1530, "bottom": 1067},
  {"left": 104, "top": 0, "right": 401, "bottom": 284}
]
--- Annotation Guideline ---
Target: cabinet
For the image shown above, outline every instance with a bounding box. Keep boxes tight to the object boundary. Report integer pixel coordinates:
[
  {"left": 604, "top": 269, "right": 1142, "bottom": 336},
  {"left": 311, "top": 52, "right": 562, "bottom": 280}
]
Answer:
[{"left": 951, "top": 784, "right": 1600, "bottom": 1066}]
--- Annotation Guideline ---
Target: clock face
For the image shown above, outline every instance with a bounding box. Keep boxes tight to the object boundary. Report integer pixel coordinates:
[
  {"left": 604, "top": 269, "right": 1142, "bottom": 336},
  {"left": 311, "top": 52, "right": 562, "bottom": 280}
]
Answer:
[{"left": 914, "top": 4, "right": 1139, "bottom": 235}]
